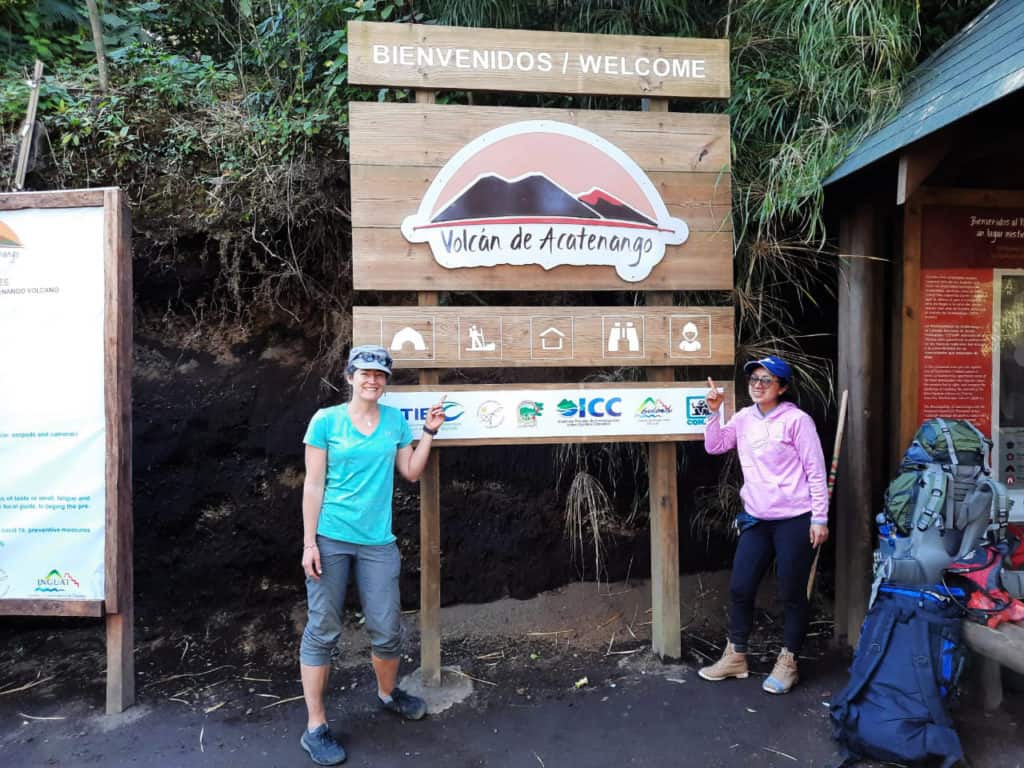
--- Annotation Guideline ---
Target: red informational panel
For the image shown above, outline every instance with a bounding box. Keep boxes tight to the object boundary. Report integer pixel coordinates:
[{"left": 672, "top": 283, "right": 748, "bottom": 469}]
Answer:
[{"left": 919, "top": 206, "right": 1024, "bottom": 436}]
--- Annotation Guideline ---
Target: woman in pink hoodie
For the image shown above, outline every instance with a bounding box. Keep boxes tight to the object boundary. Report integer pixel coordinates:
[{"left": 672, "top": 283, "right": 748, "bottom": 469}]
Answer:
[{"left": 698, "top": 355, "right": 828, "bottom": 694}]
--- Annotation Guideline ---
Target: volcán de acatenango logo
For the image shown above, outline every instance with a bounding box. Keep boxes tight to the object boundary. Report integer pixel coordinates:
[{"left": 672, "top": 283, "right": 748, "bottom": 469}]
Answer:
[{"left": 401, "top": 121, "right": 689, "bottom": 283}]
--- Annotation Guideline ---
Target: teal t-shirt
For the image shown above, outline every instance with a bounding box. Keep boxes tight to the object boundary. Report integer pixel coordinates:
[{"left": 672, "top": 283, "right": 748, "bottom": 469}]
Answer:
[{"left": 303, "top": 404, "right": 413, "bottom": 545}]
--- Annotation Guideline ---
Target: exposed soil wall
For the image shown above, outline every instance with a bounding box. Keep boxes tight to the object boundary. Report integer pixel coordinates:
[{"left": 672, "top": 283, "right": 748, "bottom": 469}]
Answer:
[{"left": 131, "top": 327, "right": 737, "bottom": 620}]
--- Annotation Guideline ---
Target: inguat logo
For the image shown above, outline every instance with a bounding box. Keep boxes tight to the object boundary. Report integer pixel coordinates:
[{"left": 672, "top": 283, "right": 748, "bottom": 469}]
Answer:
[
  {"left": 401, "top": 121, "right": 689, "bottom": 283},
  {"left": 34, "top": 568, "right": 80, "bottom": 594}
]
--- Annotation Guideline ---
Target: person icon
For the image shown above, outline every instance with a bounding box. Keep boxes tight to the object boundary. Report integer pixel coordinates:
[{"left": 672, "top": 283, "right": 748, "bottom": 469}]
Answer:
[{"left": 679, "top": 322, "right": 702, "bottom": 352}]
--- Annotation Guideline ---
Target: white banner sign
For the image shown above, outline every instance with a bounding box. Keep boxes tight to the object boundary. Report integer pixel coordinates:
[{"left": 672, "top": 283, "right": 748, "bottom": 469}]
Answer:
[
  {"left": 0, "top": 207, "right": 106, "bottom": 601},
  {"left": 381, "top": 385, "right": 724, "bottom": 442}
]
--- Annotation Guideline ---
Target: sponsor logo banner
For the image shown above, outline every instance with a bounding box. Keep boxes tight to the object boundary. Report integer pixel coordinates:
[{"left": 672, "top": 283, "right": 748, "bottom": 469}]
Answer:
[{"left": 383, "top": 387, "right": 719, "bottom": 441}]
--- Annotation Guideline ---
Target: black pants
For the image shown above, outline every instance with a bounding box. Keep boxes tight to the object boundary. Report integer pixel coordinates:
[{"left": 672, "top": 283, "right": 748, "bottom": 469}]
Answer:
[{"left": 728, "top": 512, "right": 815, "bottom": 655}]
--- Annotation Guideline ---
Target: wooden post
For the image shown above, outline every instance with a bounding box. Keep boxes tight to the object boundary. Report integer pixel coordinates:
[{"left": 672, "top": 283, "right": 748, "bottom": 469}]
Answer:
[
  {"left": 104, "top": 188, "right": 134, "bottom": 712},
  {"left": 84, "top": 0, "right": 110, "bottom": 93},
  {"left": 898, "top": 194, "right": 923, "bottom": 450},
  {"left": 643, "top": 96, "right": 681, "bottom": 660},
  {"left": 835, "top": 201, "right": 883, "bottom": 646},
  {"left": 647, "top": 289, "right": 680, "bottom": 659},
  {"left": 14, "top": 60, "right": 43, "bottom": 190},
  {"left": 415, "top": 88, "right": 443, "bottom": 686}
]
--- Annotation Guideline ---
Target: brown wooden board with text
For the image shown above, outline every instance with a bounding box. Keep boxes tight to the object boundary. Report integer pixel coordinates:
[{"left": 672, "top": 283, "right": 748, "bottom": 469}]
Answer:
[
  {"left": 348, "top": 22, "right": 729, "bottom": 99},
  {"left": 350, "top": 102, "right": 732, "bottom": 291},
  {"left": 354, "top": 305, "right": 733, "bottom": 367}
]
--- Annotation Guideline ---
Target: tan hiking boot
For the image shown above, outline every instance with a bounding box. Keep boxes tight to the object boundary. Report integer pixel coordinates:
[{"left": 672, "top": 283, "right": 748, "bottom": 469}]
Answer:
[
  {"left": 698, "top": 641, "right": 749, "bottom": 681},
  {"left": 762, "top": 648, "right": 799, "bottom": 694}
]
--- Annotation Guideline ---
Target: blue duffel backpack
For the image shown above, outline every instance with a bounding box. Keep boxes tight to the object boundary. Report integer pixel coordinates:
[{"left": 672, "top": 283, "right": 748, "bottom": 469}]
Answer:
[{"left": 829, "top": 584, "right": 967, "bottom": 767}]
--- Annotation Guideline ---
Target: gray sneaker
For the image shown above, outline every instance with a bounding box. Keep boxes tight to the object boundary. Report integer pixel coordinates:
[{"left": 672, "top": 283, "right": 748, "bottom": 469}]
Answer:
[
  {"left": 379, "top": 687, "right": 427, "bottom": 721},
  {"left": 300, "top": 724, "right": 347, "bottom": 765}
]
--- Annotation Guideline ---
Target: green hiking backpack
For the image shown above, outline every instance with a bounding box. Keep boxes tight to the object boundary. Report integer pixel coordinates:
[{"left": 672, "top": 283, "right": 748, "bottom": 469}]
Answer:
[{"left": 876, "top": 418, "right": 1012, "bottom": 586}]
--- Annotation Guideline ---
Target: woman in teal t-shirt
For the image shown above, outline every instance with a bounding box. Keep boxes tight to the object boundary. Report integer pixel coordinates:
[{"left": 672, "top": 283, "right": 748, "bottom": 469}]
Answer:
[{"left": 297, "top": 344, "right": 445, "bottom": 766}]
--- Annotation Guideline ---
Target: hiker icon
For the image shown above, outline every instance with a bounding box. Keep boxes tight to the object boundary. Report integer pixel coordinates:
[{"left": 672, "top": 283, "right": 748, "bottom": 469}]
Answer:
[{"left": 465, "top": 324, "right": 496, "bottom": 353}]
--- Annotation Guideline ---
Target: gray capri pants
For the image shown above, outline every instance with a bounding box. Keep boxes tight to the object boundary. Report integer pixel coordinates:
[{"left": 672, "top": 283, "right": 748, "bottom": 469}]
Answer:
[{"left": 300, "top": 535, "right": 405, "bottom": 666}]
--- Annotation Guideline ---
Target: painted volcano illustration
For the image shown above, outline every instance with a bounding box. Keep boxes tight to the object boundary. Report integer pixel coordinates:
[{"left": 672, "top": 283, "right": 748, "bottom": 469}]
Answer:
[
  {"left": 431, "top": 174, "right": 658, "bottom": 228},
  {"left": 0, "top": 220, "right": 23, "bottom": 248},
  {"left": 401, "top": 120, "right": 689, "bottom": 282}
]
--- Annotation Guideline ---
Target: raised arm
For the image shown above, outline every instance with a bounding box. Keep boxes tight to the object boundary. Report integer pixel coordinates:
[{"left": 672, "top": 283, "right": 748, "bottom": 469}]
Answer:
[
  {"left": 703, "top": 376, "right": 737, "bottom": 454},
  {"left": 395, "top": 395, "right": 446, "bottom": 482}
]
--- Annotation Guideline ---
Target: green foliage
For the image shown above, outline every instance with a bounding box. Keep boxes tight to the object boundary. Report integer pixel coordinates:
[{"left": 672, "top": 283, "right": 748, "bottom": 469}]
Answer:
[
  {"left": 1, "top": 1, "right": 418, "bottom": 331},
  {"left": 0, "top": 0, "right": 86, "bottom": 66}
]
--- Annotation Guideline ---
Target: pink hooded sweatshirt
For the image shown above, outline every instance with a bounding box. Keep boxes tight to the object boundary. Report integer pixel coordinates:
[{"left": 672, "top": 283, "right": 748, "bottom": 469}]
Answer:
[{"left": 704, "top": 401, "right": 829, "bottom": 525}]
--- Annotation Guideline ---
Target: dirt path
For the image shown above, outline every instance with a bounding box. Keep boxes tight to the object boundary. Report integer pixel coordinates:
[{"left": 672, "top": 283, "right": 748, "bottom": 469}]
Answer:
[{"left": 1, "top": 576, "right": 1021, "bottom": 767}]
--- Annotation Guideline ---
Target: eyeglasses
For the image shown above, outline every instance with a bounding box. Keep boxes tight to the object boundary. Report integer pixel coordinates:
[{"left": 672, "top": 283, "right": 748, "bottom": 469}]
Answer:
[
  {"left": 351, "top": 349, "right": 392, "bottom": 367},
  {"left": 747, "top": 374, "right": 777, "bottom": 387}
]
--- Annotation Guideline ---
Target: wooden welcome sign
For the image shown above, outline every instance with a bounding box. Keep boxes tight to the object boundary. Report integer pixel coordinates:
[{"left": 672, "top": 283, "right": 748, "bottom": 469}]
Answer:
[
  {"left": 347, "top": 21, "right": 734, "bottom": 667},
  {"left": 350, "top": 103, "right": 732, "bottom": 291}
]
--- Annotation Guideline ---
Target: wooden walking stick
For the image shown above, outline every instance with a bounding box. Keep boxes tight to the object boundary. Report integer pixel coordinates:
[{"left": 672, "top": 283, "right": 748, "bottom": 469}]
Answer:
[{"left": 806, "top": 389, "right": 849, "bottom": 599}]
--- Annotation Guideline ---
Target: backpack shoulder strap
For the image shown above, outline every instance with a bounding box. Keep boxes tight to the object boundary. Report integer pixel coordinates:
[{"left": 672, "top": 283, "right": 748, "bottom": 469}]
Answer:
[
  {"left": 916, "top": 468, "right": 950, "bottom": 532},
  {"left": 935, "top": 418, "right": 959, "bottom": 467},
  {"left": 971, "top": 476, "right": 1011, "bottom": 542},
  {"left": 964, "top": 420, "right": 992, "bottom": 473}
]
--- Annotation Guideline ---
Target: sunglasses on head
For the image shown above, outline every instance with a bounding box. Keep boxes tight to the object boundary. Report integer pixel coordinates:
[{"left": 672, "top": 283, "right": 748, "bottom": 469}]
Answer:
[
  {"left": 352, "top": 349, "right": 392, "bottom": 367},
  {"left": 748, "top": 374, "right": 777, "bottom": 387}
]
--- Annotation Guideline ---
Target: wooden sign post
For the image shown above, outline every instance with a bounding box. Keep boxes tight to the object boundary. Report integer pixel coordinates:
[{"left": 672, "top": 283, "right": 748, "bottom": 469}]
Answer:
[
  {"left": 347, "top": 21, "right": 733, "bottom": 677},
  {"left": 0, "top": 189, "right": 134, "bottom": 713}
]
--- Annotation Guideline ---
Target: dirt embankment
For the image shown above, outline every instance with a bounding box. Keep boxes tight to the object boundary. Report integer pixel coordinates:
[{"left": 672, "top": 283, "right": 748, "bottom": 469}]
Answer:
[{"left": 130, "top": 327, "right": 736, "bottom": 624}]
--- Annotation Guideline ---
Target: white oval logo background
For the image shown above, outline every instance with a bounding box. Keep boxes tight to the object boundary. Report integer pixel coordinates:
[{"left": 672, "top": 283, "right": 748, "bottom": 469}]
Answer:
[{"left": 402, "top": 121, "right": 689, "bottom": 283}]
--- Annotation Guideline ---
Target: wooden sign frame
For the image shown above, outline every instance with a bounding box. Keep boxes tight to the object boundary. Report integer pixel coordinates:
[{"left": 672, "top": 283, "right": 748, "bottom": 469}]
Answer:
[
  {"left": 0, "top": 188, "right": 134, "bottom": 714},
  {"left": 348, "top": 20, "right": 733, "bottom": 676}
]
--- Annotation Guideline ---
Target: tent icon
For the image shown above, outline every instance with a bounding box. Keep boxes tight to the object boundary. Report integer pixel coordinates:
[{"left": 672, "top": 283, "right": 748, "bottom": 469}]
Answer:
[{"left": 390, "top": 326, "right": 427, "bottom": 352}]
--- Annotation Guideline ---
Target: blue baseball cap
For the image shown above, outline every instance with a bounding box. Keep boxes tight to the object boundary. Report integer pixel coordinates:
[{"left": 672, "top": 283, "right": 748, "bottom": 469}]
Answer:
[
  {"left": 347, "top": 344, "right": 392, "bottom": 375},
  {"left": 743, "top": 354, "right": 792, "bottom": 382}
]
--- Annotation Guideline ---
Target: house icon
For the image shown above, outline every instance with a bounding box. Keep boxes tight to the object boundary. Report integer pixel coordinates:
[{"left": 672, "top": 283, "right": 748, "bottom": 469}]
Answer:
[{"left": 539, "top": 327, "right": 565, "bottom": 351}]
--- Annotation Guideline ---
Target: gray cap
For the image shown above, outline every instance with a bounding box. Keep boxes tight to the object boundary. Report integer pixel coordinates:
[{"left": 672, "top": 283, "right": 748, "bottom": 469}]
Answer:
[{"left": 347, "top": 344, "right": 392, "bottom": 375}]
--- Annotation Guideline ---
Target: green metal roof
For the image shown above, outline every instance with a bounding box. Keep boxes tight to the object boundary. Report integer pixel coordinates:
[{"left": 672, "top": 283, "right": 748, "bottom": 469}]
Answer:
[{"left": 825, "top": 0, "right": 1024, "bottom": 186}]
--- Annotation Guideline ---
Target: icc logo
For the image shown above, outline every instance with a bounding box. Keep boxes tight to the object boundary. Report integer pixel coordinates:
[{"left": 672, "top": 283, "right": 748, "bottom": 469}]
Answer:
[{"left": 557, "top": 397, "right": 623, "bottom": 418}]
